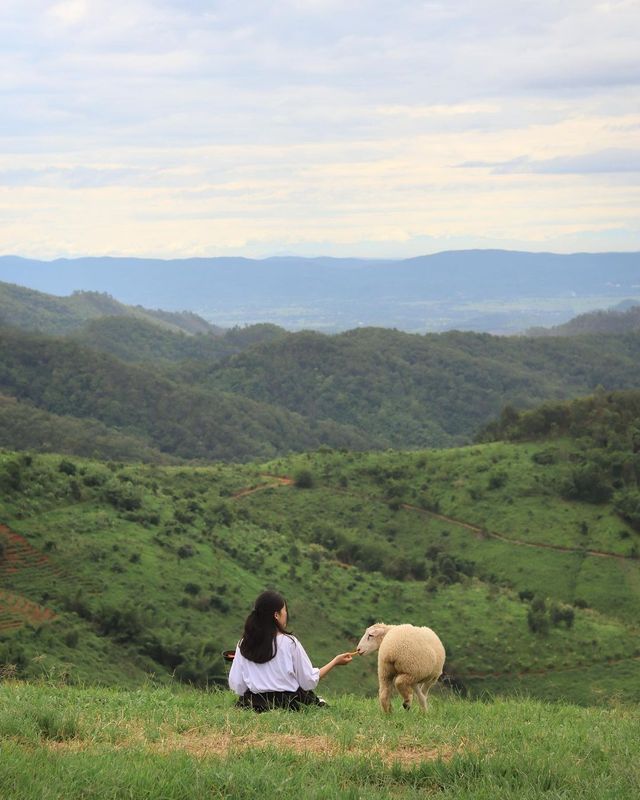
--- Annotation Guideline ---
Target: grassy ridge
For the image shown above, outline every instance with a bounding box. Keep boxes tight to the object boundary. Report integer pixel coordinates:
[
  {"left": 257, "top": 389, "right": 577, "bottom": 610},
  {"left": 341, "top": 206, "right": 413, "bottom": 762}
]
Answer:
[{"left": 1, "top": 682, "right": 638, "bottom": 799}]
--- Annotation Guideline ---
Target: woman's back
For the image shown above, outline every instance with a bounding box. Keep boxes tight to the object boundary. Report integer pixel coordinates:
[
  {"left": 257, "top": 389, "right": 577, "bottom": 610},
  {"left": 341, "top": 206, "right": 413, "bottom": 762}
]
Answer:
[{"left": 229, "top": 633, "right": 320, "bottom": 694}]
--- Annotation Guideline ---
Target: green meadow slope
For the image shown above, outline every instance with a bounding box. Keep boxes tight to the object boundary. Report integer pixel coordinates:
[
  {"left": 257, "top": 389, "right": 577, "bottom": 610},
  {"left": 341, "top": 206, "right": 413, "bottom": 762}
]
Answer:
[
  {"left": 1, "top": 395, "right": 639, "bottom": 706},
  {"left": 1, "top": 683, "right": 638, "bottom": 800}
]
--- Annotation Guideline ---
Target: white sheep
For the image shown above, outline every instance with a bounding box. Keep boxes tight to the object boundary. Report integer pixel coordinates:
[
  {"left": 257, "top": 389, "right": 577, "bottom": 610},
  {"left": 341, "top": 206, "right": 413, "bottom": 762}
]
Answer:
[{"left": 356, "top": 623, "right": 445, "bottom": 713}]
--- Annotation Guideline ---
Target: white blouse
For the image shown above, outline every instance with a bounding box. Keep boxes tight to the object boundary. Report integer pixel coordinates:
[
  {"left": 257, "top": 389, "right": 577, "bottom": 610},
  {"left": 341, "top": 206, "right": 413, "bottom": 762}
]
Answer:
[{"left": 228, "top": 634, "right": 320, "bottom": 694}]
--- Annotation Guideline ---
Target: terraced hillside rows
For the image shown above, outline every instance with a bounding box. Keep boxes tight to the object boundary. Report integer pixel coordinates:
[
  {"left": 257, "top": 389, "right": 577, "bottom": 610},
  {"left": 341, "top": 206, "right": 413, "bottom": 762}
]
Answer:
[
  {"left": 0, "top": 524, "right": 63, "bottom": 583},
  {"left": 0, "top": 590, "right": 56, "bottom": 632},
  {"left": 0, "top": 524, "right": 62, "bottom": 634}
]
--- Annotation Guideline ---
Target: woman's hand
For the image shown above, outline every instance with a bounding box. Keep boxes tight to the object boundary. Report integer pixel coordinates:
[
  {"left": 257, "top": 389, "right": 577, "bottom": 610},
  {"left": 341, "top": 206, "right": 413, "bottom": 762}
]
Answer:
[{"left": 319, "top": 651, "right": 355, "bottom": 679}]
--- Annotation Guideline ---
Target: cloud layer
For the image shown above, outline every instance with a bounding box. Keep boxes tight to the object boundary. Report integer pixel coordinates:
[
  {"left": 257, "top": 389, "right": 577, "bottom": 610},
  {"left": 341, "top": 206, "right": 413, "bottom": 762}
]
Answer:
[{"left": 1, "top": 1, "right": 639, "bottom": 257}]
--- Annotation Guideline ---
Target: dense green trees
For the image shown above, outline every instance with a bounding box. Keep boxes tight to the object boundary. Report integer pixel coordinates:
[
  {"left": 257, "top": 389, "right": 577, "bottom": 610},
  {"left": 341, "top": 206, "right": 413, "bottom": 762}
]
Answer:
[
  {"left": 0, "top": 281, "right": 218, "bottom": 336},
  {"left": 2, "top": 304, "right": 640, "bottom": 461},
  {"left": 184, "top": 327, "right": 640, "bottom": 449},
  {"left": 0, "top": 328, "right": 370, "bottom": 461}
]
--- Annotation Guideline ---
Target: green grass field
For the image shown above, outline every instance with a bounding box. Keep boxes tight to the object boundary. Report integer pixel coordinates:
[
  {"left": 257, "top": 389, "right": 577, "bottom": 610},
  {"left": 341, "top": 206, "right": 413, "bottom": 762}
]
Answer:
[{"left": 1, "top": 681, "right": 638, "bottom": 800}]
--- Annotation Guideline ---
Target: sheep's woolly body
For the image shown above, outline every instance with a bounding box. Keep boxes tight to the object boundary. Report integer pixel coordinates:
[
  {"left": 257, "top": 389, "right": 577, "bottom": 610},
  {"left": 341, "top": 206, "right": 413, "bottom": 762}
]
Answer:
[
  {"left": 379, "top": 623, "right": 444, "bottom": 679},
  {"left": 358, "top": 623, "right": 445, "bottom": 713}
]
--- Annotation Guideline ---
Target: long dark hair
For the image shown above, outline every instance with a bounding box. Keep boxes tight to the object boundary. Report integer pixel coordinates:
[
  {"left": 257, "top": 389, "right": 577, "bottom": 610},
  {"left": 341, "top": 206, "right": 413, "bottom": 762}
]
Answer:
[{"left": 239, "top": 590, "right": 291, "bottom": 663}]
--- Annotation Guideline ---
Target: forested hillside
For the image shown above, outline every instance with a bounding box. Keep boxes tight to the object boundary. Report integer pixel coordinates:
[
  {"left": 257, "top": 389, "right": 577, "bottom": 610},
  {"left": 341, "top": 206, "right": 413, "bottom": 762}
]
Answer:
[
  {"left": 179, "top": 327, "right": 640, "bottom": 448},
  {"left": 70, "top": 317, "right": 287, "bottom": 364},
  {"left": 0, "top": 328, "right": 371, "bottom": 461},
  {"left": 0, "top": 395, "right": 179, "bottom": 463},
  {"left": 528, "top": 304, "right": 640, "bottom": 337},
  {"left": 0, "top": 281, "right": 220, "bottom": 336},
  {"left": 3, "top": 314, "right": 640, "bottom": 458}
]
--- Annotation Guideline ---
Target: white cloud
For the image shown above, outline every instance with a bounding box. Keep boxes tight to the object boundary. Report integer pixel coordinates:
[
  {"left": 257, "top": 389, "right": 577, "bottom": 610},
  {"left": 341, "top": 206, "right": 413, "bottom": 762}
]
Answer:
[
  {"left": 0, "top": 1, "right": 639, "bottom": 257},
  {"left": 458, "top": 148, "right": 640, "bottom": 175},
  {"left": 48, "top": 0, "right": 90, "bottom": 26}
]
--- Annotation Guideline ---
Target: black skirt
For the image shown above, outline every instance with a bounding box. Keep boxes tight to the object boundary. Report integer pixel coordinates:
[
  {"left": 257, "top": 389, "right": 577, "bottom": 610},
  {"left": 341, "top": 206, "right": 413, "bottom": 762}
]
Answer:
[{"left": 236, "top": 687, "right": 326, "bottom": 713}]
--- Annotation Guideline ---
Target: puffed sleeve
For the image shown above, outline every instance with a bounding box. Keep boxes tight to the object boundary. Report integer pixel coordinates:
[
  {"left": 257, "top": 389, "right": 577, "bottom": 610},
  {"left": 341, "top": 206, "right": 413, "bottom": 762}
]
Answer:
[
  {"left": 228, "top": 644, "right": 248, "bottom": 695},
  {"left": 290, "top": 637, "right": 320, "bottom": 691}
]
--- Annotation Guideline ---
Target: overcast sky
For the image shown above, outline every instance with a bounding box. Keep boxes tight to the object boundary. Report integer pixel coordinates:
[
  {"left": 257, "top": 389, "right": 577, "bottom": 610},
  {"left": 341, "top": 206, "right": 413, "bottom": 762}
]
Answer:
[{"left": 2, "top": 0, "right": 639, "bottom": 259}]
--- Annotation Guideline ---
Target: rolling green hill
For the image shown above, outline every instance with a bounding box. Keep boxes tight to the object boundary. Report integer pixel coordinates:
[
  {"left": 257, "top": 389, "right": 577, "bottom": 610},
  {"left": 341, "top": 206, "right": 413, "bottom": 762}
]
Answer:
[
  {"left": 69, "top": 317, "right": 287, "bottom": 365},
  {"left": 2, "top": 391, "right": 639, "bottom": 707},
  {"left": 5, "top": 280, "right": 640, "bottom": 457},
  {"left": 0, "top": 395, "right": 179, "bottom": 464},
  {"left": 0, "top": 281, "right": 220, "bottom": 336}
]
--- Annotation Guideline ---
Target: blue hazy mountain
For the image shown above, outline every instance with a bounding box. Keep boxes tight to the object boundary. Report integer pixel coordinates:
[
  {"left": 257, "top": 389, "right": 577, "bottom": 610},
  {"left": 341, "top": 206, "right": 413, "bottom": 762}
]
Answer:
[{"left": 1, "top": 250, "right": 638, "bottom": 333}]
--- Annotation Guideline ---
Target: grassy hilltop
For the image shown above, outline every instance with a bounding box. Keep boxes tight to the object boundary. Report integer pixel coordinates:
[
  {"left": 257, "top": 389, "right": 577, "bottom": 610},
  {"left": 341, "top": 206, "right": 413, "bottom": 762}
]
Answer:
[
  {"left": 1, "top": 391, "right": 639, "bottom": 706},
  {"left": 1, "top": 682, "right": 638, "bottom": 800}
]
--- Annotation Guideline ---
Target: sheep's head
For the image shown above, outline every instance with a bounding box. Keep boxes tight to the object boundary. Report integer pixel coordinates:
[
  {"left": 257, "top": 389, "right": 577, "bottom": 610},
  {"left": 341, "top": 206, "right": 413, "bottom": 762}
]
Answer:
[{"left": 356, "top": 623, "right": 389, "bottom": 655}]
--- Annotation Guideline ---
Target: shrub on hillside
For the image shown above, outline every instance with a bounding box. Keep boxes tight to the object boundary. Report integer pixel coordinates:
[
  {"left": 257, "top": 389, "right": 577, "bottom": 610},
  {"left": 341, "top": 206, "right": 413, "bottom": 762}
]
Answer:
[
  {"left": 531, "top": 449, "right": 558, "bottom": 465},
  {"left": 0, "top": 459, "right": 23, "bottom": 492},
  {"left": 94, "top": 603, "right": 147, "bottom": 643},
  {"left": 550, "top": 603, "right": 575, "bottom": 629},
  {"left": 527, "top": 596, "right": 549, "bottom": 635},
  {"left": 102, "top": 481, "right": 143, "bottom": 511},
  {"left": 58, "top": 459, "right": 77, "bottom": 476},
  {"left": 488, "top": 471, "right": 508, "bottom": 490},
  {"left": 614, "top": 489, "right": 640, "bottom": 532},
  {"left": 82, "top": 471, "right": 106, "bottom": 487},
  {"left": 561, "top": 464, "right": 613, "bottom": 504},
  {"left": 294, "top": 469, "right": 314, "bottom": 488}
]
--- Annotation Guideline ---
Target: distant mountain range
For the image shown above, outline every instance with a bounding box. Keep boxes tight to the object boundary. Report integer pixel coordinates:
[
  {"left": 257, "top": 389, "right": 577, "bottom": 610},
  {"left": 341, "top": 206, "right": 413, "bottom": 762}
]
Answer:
[{"left": 1, "top": 250, "right": 638, "bottom": 333}]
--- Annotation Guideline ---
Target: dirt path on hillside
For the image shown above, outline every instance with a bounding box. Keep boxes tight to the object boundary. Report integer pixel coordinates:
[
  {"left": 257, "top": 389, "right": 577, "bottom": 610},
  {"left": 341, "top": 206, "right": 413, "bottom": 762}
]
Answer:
[
  {"left": 231, "top": 476, "right": 294, "bottom": 498},
  {"left": 231, "top": 476, "right": 633, "bottom": 562},
  {"left": 399, "top": 502, "right": 631, "bottom": 562}
]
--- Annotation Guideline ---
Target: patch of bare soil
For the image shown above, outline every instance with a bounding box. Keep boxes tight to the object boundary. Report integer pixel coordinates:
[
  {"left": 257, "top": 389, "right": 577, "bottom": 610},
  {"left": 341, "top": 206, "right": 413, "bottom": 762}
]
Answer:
[
  {"left": 153, "top": 730, "right": 460, "bottom": 765},
  {"left": 40, "top": 728, "right": 463, "bottom": 766}
]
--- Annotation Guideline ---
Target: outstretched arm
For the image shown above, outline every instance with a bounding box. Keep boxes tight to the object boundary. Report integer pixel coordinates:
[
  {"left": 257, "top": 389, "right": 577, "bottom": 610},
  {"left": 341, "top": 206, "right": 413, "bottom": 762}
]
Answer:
[{"left": 318, "top": 652, "right": 354, "bottom": 680}]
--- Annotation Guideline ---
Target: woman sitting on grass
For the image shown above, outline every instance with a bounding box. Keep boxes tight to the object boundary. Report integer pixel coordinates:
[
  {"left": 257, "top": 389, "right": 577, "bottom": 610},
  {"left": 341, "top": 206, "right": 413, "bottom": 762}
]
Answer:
[{"left": 229, "top": 590, "right": 353, "bottom": 711}]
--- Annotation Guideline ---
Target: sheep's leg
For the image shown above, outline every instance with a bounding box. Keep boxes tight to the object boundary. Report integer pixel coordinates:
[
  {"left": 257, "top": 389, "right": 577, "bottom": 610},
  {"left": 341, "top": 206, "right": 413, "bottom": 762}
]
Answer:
[
  {"left": 379, "top": 676, "right": 394, "bottom": 713},
  {"left": 415, "top": 676, "right": 439, "bottom": 712},
  {"left": 378, "top": 664, "right": 395, "bottom": 713},
  {"left": 414, "top": 682, "right": 428, "bottom": 712},
  {"left": 394, "top": 674, "right": 415, "bottom": 710}
]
